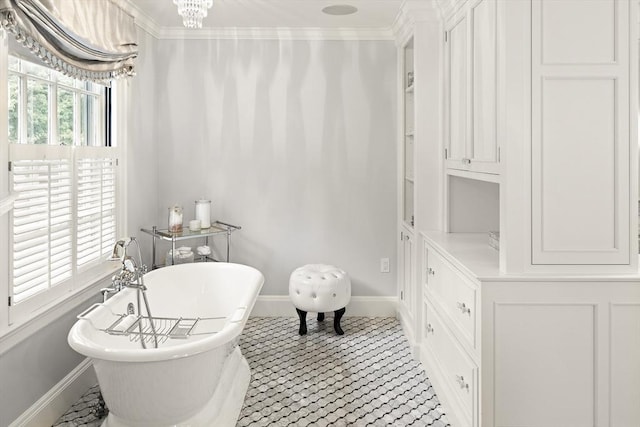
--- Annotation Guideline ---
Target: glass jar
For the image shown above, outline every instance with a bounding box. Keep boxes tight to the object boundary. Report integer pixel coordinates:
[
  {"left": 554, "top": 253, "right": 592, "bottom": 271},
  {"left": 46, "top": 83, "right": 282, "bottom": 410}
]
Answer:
[
  {"left": 195, "top": 199, "right": 211, "bottom": 229},
  {"left": 168, "top": 205, "right": 183, "bottom": 233}
]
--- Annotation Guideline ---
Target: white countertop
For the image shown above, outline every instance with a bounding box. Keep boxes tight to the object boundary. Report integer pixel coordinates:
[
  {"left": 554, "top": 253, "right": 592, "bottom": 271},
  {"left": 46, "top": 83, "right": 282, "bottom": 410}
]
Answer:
[{"left": 421, "top": 231, "right": 640, "bottom": 282}]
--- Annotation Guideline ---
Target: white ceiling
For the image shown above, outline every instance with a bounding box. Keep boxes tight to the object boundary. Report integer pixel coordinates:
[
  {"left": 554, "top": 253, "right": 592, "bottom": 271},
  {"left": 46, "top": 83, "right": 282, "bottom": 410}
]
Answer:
[{"left": 125, "top": 0, "right": 404, "bottom": 30}]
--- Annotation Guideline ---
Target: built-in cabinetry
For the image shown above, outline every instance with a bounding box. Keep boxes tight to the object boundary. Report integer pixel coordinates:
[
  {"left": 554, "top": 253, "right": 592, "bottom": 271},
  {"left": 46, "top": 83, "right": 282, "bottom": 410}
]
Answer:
[
  {"left": 421, "top": 232, "right": 640, "bottom": 427},
  {"left": 445, "top": 0, "right": 499, "bottom": 178},
  {"left": 395, "top": 4, "right": 443, "bottom": 352},
  {"left": 397, "top": 33, "right": 417, "bottom": 346},
  {"left": 395, "top": 0, "right": 640, "bottom": 425}
]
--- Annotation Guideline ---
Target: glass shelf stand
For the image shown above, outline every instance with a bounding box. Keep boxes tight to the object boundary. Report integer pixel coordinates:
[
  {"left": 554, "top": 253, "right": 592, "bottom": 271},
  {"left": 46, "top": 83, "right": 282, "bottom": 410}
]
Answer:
[{"left": 141, "top": 221, "right": 241, "bottom": 269}]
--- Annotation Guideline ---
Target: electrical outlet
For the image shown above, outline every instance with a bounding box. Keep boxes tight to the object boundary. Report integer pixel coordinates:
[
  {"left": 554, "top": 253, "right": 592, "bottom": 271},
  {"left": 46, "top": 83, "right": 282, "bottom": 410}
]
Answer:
[{"left": 380, "top": 258, "right": 390, "bottom": 273}]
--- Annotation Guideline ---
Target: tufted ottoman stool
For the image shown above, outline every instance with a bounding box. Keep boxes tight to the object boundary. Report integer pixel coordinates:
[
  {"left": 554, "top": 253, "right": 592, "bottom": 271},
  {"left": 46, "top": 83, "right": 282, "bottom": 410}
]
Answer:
[{"left": 289, "top": 264, "right": 351, "bottom": 335}]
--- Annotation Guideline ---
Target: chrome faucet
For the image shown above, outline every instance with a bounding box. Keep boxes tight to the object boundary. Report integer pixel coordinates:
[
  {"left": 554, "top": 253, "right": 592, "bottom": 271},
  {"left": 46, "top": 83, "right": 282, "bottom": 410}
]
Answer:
[{"left": 103, "top": 238, "right": 147, "bottom": 301}]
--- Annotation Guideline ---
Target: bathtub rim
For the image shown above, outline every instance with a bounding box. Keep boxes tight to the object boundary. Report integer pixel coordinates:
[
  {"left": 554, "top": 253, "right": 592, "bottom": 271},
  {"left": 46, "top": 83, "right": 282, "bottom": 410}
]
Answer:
[{"left": 67, "top": 262, "right": 264, "bottom": 363}]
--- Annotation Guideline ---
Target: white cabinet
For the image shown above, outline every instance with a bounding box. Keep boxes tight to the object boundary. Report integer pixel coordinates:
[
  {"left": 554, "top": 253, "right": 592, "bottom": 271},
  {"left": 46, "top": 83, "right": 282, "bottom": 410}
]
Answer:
[
  {"left": 398, "top": 228, "right": 416, "bottom": 340},
  {"left": 530, "top": 0, "right": 630, "bottom": 266},
  {"left": 445, "top": 0, "right": 499, "bottom": 177},
  {"left": 421, "top": 231, "right": 640, "bottom": 427}
]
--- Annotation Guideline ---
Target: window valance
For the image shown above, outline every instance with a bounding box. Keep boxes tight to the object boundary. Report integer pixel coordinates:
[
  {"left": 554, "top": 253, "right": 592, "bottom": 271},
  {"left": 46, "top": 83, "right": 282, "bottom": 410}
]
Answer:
[{"left": 0, "top": 0, "right": 137, "bottom": 82}]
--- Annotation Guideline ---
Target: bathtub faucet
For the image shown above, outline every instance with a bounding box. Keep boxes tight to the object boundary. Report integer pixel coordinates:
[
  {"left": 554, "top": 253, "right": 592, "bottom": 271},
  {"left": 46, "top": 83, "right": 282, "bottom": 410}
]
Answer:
[
  {"left": 113, "top": 256, "right": 147, "bottom": 290},
  {"left": 104, "top": 238, "right": 148, "bottom": 301}
]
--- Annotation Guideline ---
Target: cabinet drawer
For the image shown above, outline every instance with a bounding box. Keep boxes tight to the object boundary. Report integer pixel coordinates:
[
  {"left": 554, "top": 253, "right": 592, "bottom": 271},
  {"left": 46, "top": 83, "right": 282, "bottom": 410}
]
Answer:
[
  {"left": 425, "top": 248, "right": 477, "bottom": 348},
  {"left": 424, "top": 300, "right": 477, "bottom": 422}
]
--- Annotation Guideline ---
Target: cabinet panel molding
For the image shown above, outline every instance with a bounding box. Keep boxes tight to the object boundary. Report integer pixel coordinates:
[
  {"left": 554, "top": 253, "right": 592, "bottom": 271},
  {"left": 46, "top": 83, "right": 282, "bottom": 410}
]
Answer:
[
  {"left": 533, "top": 77, "right": 622, "bottom": 262},
  {"left": 538, "top": 0, "right": 617, "bottom": 65},
  {"left": 447, "top": 15, "right": 468, "bottom": 162},
  {"left": 610, "top": 303, "right": 640, "bottom": 426},
  {"left": 493, "top": 303, "right": 597, "bottom": 426},
  {"left": 471, "top": 0, "right": 497, "bottom": 163}
]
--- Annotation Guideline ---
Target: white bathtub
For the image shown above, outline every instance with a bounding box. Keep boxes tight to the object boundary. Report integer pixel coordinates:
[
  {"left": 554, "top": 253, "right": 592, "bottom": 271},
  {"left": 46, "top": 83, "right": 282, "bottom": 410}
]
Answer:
[{"left": 68, "top": 262, "right": 264, "bottom": 427}]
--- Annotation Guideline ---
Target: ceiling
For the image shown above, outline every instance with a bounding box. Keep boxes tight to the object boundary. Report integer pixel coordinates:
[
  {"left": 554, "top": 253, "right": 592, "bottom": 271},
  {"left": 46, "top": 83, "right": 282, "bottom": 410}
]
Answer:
[{"left": 124, "top": 0, "right": 405, "bottom": 30}]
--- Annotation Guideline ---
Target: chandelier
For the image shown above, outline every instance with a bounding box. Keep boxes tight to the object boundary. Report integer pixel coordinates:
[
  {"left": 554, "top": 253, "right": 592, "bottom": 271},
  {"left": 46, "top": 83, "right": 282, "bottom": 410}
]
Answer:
[{"left": 173, "top": 0, "right": 213, "bottom": 29}]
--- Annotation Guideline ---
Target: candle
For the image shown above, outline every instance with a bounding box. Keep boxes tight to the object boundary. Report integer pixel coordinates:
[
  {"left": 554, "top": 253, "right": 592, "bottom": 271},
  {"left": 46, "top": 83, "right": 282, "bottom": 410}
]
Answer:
[
  {"left": 189, "top": 219, "right": 201, "bottom": 231},
  {"left": 195, "top": 199, "right": 211, "bottom": 229}
]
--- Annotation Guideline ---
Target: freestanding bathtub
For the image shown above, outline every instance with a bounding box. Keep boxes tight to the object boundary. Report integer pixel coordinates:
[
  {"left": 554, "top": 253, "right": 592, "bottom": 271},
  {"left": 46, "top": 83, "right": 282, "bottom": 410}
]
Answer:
[{"left": 68, "top": 262, "right": 264, "bottom": 427}]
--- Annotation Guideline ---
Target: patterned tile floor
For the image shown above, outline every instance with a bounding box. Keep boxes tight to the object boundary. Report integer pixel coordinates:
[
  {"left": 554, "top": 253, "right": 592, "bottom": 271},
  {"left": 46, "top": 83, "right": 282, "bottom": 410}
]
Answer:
[{"left": 54, "top": 317, "right": 449, "bottom": 427}]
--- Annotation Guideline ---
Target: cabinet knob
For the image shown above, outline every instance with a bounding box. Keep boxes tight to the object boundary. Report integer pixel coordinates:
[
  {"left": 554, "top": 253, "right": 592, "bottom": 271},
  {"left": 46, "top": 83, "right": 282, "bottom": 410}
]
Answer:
[
  {"left": 404, "top": 235, "right": 410, "bottom": 241},
  {"left": 455, "top": 374, "right": 469, "bottom": 391},
  {"left": 427, "top": 267, "right": 436, "bottom": 275},
  {"left": 461, "top": 158, "right": 472, "bottom": 165},
  {"left": 426, "top": 323, "right": 434, "bottom": 334},
  {"left": 457, "top": 301, "right": 471, "bottom": 315}
]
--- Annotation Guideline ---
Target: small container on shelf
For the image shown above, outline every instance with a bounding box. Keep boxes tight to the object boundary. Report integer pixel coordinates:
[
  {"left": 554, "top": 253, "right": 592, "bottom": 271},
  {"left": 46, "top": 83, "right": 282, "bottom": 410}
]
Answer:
[
  {"left": 488, "top": 231, "right": 500, "bottom": 251},
  {"left": 168, "top": 205, "right": 183, "bottom": 233},
  {"left": 407, "top": 71, "right": 414, "bottom": 88},
  {"left": 195, "top": 199, "right": 211, "bottom": 229},
  {"left": 166, "top": 246, "right": 194, "bottom": 265}
]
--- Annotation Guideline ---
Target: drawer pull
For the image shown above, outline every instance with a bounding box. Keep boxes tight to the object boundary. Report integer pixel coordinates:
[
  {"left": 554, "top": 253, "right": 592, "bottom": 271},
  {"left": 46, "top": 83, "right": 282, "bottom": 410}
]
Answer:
[
  {"left": 427, "top": 267, "right": 436, "bottom": 276},
  {"left": 455, "top": 374, "right": 469, "bottom": 391},
  {"left": 456, "top": 301, "right": 471, "bottom": 315},
  {"left": 426, "top": 323, "right": 434, "bottom": 334}
]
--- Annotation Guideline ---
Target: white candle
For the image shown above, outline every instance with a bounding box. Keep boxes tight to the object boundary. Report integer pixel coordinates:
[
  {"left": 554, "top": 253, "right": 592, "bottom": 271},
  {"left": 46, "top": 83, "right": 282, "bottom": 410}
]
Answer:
[
  {"left": 189, "top": 219, "right": 201, "bottom": 231},
  {"left": 195, "top": 200, "right": 211, "bottom": 228}
]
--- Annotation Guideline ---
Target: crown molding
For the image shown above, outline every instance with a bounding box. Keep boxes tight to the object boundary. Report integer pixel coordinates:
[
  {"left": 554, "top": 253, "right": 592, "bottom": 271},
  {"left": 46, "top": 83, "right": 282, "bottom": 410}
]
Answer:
[
  {"left": 392, "top": 0, "right": 441, "bottom": 45},
  {"left": 117, "top": 0, "right": 395, "bottom": 41},
  {"left": 155, "top": 26, "right": 395, "bottom": 41},
  {"left": 435, "top": 0, "right": 468, "bottom": 21},
  {"left": 116, "top": 0, "right": 162, "bottom": 39}
]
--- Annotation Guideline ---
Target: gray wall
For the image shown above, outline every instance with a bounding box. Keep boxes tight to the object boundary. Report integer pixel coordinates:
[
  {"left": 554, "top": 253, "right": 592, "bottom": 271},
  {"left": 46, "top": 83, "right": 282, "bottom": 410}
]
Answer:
[
  {"left": 126, "top": 28, "right": 160, "bottom": 264},
  {"left": 0, "top": 295, "right": 100, "bottom": 427},
  {"left": 149, "top": 38, "right": 398, "bottom": 296}
]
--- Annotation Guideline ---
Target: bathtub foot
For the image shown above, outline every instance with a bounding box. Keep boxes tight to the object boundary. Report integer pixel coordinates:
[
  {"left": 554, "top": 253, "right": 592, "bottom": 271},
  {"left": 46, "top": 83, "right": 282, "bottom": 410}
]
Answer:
[
  {"left": 334, "top": 307, "right": 346, "bottom": 335},
  {"left": 317, "top": 312, "right": 325, "bottom": 321},
  {"left": 296, "top": 308, "right": 307, "bottom": 335}
]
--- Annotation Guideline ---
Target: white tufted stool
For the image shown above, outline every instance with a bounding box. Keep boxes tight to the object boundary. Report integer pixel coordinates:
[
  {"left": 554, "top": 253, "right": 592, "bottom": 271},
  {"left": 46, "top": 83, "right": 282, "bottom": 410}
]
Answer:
[{"left": 289, "top": 264, "right": 351, "bottom": 335}]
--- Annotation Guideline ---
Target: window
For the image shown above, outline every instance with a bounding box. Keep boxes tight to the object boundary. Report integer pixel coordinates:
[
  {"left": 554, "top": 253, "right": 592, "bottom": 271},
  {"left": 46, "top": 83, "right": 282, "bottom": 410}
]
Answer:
[{"left": 8, "top": 56, "right": 118, "bottom": 318}]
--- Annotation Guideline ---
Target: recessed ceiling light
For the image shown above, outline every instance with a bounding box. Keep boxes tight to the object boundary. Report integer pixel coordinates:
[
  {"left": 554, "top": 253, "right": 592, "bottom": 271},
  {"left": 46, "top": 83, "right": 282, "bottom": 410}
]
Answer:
[{"left": 322, "top": 5, "right": 358, "bottom": 16}]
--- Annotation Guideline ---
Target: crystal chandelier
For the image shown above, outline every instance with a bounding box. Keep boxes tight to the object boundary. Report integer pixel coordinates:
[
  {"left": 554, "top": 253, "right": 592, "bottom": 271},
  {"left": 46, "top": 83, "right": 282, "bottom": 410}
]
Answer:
[{"left": 173, "top": 0, "right": 213, "bottom": 29}]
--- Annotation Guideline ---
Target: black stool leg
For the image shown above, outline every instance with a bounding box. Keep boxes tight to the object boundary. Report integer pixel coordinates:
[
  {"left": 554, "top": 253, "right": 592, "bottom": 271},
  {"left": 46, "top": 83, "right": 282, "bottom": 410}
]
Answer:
[
  {"left": 296, "top": 308, "right": 307, "bottom": 335},
  {"left": 334, "top": 307, "right": 346, "bottom": 335},
  {"left": 317, "top": 313, "right": 325, "bottom": 321}
]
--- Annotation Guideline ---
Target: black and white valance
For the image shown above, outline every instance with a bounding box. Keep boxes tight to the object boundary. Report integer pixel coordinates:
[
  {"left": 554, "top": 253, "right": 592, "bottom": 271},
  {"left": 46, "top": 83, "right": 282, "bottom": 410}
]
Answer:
[{"left": 0, "top": 0, "right": 137, "bottom": 82}]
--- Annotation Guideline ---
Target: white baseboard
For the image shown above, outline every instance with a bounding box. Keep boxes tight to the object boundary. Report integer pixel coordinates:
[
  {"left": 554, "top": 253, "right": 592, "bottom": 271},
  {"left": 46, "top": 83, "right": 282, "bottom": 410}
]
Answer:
[
  {"left": 10, "top": 358, "right": 96, "bottom": 427},
  {"left": 396, "top": 306, "right": 420, "bottom": 359},
  {"left": 250, "top": 295, "right": 398, "bottom": 317}
]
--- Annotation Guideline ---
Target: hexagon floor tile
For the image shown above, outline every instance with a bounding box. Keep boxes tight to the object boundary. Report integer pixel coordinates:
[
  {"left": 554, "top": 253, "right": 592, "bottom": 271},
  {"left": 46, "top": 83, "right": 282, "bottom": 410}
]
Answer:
[{"left": 54, "top": 317, "right": 450, "bottom": 426}]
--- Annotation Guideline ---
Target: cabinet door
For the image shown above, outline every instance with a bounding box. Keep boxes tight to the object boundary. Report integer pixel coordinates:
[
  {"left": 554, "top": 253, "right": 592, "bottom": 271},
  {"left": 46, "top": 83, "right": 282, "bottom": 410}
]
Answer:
[
  {"left": 530, "top": 0, "right": 630, "bottom": 265},
  {"left": 446, "top": 15, "right": 468, "bottom": 165},
  {"left": 400, "top": 230, "right": 415, "bottom": 318},
  {"left": 470, "top": 0, "right": 498, "bottom": 172}
]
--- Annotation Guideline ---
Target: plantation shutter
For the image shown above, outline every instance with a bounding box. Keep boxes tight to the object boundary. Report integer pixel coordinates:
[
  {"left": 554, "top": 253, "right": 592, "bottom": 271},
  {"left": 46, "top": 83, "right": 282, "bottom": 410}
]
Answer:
[
  {"left": 10, "top": 145, "right": 117, "bottom": 304},
  {"left": 10, "top": 145, "right": 72, "bottom": 303},
  {"left": 76, "top": 149, "right": 117, "bottom": 269}
]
